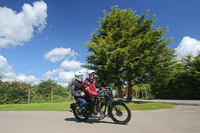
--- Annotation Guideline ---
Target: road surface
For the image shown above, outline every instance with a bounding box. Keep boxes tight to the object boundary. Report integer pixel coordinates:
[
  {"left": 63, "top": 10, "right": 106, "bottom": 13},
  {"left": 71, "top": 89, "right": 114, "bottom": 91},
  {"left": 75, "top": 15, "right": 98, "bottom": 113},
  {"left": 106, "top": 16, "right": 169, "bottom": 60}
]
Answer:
[
  {"left": 133, "top": 99, "right": 200, "bottom": 106},
  {"left": 0, "top": 105, "right": 200, "bottom": 133}
]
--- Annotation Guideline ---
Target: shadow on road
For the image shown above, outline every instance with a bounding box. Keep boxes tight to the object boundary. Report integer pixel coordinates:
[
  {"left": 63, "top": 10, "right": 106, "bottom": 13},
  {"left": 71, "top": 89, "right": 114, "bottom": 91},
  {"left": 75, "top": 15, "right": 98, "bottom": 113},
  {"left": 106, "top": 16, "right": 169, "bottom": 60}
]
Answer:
[{"left": 64, "top": 117, "right": 117, "bottom": 125}]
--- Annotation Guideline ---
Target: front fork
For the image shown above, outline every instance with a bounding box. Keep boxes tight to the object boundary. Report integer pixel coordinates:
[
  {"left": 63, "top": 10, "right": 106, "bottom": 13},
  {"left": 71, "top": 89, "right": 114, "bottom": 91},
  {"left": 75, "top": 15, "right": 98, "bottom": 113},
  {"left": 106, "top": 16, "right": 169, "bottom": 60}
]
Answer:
[{"left": 108, "top": 99, "right": 126, "bottom": 116}]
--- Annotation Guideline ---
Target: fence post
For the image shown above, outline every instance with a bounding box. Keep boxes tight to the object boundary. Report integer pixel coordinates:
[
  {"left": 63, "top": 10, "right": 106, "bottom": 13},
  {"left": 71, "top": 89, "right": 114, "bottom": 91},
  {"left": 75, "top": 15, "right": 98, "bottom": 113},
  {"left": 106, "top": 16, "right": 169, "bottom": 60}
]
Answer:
[
  {"left": 28, "top": 89, "right": 30, "bottom": 104},
  {"left": 66, "top": 94, "right": 72, "bottom": 102},
  {"left": 51, "top": 88, "right": 53, "bottom": 103}
]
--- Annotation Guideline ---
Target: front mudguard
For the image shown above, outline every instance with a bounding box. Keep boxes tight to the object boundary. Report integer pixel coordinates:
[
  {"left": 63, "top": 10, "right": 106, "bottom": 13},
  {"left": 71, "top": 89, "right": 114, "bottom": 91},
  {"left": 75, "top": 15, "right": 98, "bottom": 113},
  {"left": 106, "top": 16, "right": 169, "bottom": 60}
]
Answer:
[
  {"left": 108, "top": 99, "right": 126, "bottom": 115},
  {"left": 115, "top": 98, "right": 126, "bottom": 105}
]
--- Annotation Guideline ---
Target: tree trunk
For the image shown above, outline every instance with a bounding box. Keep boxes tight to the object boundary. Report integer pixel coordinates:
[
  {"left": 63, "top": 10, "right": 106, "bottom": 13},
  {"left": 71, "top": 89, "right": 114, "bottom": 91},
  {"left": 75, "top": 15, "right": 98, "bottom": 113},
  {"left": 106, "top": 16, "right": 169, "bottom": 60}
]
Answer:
[
  {"left": 118, "top": 83, "right": 123, "bottom": 98},
  {"left": 127, "top": 80, "right": 132, "bottom": 102}
]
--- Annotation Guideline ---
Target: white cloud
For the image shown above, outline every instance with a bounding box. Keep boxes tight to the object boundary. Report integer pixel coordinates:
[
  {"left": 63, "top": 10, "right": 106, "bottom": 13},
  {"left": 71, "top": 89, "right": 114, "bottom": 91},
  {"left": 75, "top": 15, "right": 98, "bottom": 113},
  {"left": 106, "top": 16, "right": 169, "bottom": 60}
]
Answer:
[
  {"left": 61, "top": 59, "right": 83, "bottom": 71},
  {"left": 44, "top": 47, "right": 78, "bottom": 63},
  {"left": 42, "top": 47, "right": 86, "bottom": 87},
  {"left": 57, "top": 82, "right": 69, "bottom": 88},
  {"left": 176, "top": 36, "right": 200, "bottom": 60},
  {"left": 0, "top": 55, "right": 16, "bottom": 79},
  {"left": 0, "top": 55, "right": 39, "bottom": 84},
  {"left": 58, "top": 71, "right": 74, "bottom": 83},
  {"left": 16, "top": 73, "right": 37, "bottom": 83},
  {"left": 43, "top": 69, "right": 59, "bottom": 78},
  {"left": 0, "top": 1, "right": 47, "bottom": 48}
]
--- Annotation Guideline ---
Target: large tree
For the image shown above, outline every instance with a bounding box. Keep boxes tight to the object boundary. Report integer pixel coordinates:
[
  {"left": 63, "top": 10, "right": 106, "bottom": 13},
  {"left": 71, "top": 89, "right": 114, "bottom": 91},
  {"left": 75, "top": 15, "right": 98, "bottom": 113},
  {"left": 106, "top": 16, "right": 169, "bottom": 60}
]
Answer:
[{"left": 84, "top": 6, "right": 175, "bottom": 100}]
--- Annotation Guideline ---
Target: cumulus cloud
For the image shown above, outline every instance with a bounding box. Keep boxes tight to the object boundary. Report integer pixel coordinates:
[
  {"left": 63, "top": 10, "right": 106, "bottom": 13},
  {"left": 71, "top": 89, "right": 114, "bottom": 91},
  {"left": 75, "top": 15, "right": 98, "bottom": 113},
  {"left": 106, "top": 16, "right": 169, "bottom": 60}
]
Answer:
[
  {"left": 58, "top": 71, "right": 75, "bottom": 83},
  {"left": 57, "top": 82, "right": 69, "bottom": 88},
  {"left": 176, "top": 36, "right": 200, "bottom": 60},
  {"left": 0, "top": 0, "right": 47, "bottom": 48},
  {"left": 0, "top": 55, "right": 16, "bottom": 79},
  {"left": 61, "top": 59, "right": 83, "bottom": 71},
  {"left": 0, "top": 55, "right": 38, "bottom": 84},
  {"left": 16, "top": 73, "right": 37, "bottom": 83},
  {"left": 43, "top": 69, "right": 59, "bottom": 78},
  {"left": 44, "top": 47, "right": 78, "bottom": 63},
  {"left": 43, "top": 47, "right": 87, "bottom": 87}
]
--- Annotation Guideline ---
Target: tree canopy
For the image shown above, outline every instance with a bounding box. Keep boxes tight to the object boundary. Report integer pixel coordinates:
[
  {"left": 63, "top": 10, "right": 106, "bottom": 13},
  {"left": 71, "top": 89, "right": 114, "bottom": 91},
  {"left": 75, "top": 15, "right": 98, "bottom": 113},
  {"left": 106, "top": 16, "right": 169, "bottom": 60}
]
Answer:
[{"left": 84, "top": 6, "right": 175, "bottom": 101}]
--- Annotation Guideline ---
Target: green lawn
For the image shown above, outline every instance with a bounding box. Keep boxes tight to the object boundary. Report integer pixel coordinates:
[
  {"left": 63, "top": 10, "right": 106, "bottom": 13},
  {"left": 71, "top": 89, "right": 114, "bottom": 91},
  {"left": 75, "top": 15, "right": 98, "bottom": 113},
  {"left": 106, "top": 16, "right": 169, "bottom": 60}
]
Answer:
[
  {"left": 0, "top": 101, "right": 174, "bottom": 111},
  {"left": 127, "top": 102, "right": 174, "bottom": 110}
]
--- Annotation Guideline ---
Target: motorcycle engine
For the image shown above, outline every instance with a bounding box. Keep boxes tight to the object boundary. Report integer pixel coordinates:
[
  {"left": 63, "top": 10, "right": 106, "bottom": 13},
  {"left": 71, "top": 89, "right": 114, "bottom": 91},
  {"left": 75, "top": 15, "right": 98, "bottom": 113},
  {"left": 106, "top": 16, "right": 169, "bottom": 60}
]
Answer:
[
  {"left": 100, "top": 97, "right": 106, "bottom": 103},
  {"left": 97, "top": 111, "right": 105, "bottom": 120}
]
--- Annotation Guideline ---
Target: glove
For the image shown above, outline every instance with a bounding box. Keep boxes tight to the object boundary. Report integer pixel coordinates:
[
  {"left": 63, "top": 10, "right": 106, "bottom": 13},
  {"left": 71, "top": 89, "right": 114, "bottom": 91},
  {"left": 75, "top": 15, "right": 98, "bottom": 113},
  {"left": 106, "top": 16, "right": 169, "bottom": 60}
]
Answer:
[
  {"left": 103, "top": 89, "right": 109, "bottom": 95},
  {"left": 103, "top": 89, "right": 108, "bottom": 92},
  {"left": 97, "top": 93, "right": 102, "bottom": 97},
  {"left": 80, "top": 91, "right": 85, "bottom": 97}
]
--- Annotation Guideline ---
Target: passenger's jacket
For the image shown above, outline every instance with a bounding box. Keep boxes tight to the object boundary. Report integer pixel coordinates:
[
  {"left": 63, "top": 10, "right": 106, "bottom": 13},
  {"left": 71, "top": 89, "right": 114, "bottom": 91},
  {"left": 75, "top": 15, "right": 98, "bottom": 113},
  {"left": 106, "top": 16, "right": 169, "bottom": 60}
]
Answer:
[
  {"left": 82, "top": 78, "right": 105, "bottom": 98},
  {"left": 71, "top": 79, "right": 83, "bottom": 98}
]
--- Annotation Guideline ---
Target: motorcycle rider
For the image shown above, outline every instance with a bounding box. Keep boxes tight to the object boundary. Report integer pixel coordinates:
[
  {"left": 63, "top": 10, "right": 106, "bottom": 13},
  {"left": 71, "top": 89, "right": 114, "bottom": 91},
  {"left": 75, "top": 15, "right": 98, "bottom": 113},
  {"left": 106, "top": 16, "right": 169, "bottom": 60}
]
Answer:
[
  {"left": 71, "top": 71, "right": 86, "bottom": 115},
  {"left": 82, "top": 70, "right": 106, "bottom": 118}
]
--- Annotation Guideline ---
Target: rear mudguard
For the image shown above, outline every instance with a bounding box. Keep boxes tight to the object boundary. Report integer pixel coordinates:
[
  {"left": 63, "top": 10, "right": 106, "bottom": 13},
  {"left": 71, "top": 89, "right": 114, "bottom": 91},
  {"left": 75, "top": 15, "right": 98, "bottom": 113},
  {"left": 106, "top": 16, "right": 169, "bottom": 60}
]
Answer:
[{"left": 70, "top": 103, "right": 80, "bottom": 110}]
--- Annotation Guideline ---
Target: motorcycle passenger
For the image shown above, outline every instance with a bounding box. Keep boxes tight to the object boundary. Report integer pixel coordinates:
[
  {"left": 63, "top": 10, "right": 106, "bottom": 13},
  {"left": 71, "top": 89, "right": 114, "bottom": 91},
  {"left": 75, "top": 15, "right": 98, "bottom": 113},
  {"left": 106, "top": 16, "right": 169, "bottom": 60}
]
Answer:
[
  {"left": 82, "top": 70, "right": 105, "bottom": 118},
  {"left": 71, "top": 71, "right": 86, "bottom": 115}
]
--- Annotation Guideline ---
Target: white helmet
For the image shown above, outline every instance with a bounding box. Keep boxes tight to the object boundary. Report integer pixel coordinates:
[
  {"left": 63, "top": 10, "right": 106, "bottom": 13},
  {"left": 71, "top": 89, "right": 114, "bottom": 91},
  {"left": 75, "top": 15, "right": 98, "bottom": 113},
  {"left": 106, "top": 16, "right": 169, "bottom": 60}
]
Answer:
[
  {"left": 75, "top": 71, "right": 83, "bottom": 82},
  {"left": 86, "top": 70, "right": 95, "bottom": 79}
]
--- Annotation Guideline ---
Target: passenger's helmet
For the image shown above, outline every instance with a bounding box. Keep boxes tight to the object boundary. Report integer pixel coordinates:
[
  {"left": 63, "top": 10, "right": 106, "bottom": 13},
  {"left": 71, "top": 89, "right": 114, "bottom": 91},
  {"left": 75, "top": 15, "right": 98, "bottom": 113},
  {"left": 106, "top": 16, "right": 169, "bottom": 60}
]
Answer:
[{"left": 75, "top": 71, "right": 83, "bottom": 82}]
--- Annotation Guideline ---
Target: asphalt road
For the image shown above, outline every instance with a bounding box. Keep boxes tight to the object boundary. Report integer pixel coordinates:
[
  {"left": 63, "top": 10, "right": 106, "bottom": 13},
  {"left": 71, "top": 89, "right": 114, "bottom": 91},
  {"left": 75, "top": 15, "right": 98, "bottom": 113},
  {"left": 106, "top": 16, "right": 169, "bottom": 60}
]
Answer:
[
  {"left": 132, "top": 99, "right": 200, "bottom": 106},
  {"left": 0, "top": 105, "right": 200, "bottom": 133}
]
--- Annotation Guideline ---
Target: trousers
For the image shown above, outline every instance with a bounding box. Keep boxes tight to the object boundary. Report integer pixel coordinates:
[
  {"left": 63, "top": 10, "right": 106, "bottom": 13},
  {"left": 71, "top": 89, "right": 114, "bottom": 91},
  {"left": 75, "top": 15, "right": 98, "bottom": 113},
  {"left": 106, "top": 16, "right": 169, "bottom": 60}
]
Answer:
[{"left": 75, "top": 97, "right": 86, "bottom": 113}]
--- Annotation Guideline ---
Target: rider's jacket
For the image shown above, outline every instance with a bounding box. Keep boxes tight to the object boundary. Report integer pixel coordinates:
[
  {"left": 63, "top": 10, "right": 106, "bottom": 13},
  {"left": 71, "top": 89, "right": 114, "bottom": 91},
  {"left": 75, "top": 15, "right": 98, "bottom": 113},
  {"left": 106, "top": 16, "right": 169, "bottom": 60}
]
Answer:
[
  {"left": 82, "top": 78, "right": 105, "bottom": 98},
  {"left": 71, "top": 79, "right": 83, "bottom": 98}
]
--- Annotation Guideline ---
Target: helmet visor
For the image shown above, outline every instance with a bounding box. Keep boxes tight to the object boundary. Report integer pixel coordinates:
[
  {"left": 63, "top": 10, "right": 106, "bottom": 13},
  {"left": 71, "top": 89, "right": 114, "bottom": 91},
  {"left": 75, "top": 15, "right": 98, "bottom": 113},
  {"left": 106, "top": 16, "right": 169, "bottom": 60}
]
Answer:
[
  {"left": 89, "top": 73, "right": 95, "bottom": 79},
  {"left": 79, "top": 75, "right": 83, "bottom": 80},
  {"left": 76, "top": 74, "right": 83, "bottom": 81}
]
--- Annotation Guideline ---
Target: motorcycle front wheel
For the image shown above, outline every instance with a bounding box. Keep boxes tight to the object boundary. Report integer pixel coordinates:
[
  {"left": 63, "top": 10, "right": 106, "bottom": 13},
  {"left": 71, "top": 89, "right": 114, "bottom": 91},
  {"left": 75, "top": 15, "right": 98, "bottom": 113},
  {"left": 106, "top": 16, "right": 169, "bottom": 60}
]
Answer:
[{"left": 110, "top": 102, "right": 131, "bottom": 124}]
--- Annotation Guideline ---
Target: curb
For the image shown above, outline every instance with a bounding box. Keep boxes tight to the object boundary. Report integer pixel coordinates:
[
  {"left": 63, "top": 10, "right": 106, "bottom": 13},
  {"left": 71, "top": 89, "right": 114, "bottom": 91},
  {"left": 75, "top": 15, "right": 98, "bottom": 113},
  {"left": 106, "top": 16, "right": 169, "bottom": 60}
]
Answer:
[{"left": 132, "top": 99, "right": 200, "bottom": 106}]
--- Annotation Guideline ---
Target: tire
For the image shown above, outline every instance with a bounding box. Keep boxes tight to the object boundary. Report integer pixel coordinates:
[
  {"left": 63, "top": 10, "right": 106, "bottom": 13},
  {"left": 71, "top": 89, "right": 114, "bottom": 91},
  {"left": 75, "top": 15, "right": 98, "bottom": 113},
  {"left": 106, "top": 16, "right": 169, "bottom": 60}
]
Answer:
[
  {"left": 110, "top": 102, "right": 131, "bottom": 124},
  {"left": 73, "top": 108, "right": 89, "bottom": 122}
]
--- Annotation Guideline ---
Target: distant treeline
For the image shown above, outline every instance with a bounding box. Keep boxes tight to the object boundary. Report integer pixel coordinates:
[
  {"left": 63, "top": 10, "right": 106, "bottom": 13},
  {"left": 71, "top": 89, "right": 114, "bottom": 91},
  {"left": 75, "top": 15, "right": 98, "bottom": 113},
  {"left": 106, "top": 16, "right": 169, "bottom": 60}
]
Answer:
[
  {"left": 0, "top": 79, "right": 71, "bottom": 104},
  {"left": 150, "top": 55, "right": 200, "bottom": 99}
]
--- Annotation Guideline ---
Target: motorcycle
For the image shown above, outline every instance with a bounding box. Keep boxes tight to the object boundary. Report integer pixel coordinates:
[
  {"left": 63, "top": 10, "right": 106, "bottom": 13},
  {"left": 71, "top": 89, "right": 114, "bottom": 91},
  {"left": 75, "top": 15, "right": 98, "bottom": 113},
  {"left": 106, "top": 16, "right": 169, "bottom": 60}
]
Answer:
[{"left": 70, "top": 89, "right": 131, "bottom": 124}]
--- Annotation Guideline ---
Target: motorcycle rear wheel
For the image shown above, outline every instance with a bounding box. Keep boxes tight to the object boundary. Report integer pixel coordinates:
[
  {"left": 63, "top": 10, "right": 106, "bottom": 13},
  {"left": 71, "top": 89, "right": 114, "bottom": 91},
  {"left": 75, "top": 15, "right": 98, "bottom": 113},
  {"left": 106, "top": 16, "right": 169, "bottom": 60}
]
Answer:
[{"left": 73, "top": 108, "right": 89, "bottom": 122}]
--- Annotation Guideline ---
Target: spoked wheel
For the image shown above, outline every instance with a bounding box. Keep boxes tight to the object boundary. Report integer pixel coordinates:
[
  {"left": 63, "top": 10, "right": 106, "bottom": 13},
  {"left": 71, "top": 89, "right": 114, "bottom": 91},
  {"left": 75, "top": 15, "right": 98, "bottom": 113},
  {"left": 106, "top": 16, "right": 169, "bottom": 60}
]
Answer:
[
  {"left": 73, "top": 108, "right": 89, "bottom": 122},
  {"left": 110, "top": 103, "right": 131, "bottom": 124}
]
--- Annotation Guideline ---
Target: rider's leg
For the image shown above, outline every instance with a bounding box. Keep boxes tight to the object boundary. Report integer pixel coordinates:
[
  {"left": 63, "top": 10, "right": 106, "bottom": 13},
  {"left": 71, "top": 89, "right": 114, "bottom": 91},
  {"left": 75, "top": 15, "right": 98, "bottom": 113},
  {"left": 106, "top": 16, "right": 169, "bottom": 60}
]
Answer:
[
  {"left": 86, "top": 97, "right": 95, "bottom": 116},
  {"left": 75, "top": 98, "right": 86, "bottom": 113}
]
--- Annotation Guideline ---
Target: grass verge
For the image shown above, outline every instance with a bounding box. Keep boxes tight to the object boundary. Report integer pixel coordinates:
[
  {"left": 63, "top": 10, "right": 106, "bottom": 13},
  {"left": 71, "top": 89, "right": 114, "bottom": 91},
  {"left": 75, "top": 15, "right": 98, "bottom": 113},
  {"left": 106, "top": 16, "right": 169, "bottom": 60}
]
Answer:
[{"left": 0, "top": 101, "right": 174, "bottom": 111}]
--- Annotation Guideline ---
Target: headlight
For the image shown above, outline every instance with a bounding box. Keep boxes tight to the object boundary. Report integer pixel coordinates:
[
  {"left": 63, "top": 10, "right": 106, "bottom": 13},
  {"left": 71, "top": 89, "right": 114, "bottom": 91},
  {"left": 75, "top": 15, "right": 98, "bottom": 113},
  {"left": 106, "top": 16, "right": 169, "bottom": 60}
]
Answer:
[{"left": 112, "top": 90, "right": 116, "bottom": 97}]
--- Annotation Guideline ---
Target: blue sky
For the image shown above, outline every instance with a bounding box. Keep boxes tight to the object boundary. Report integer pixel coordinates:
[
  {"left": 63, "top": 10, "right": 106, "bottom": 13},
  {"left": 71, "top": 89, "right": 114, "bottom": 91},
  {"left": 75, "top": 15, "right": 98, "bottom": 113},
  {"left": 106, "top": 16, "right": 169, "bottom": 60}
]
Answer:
[{"left": 0, "top": 0, "right": 200, "bottom": 87}]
